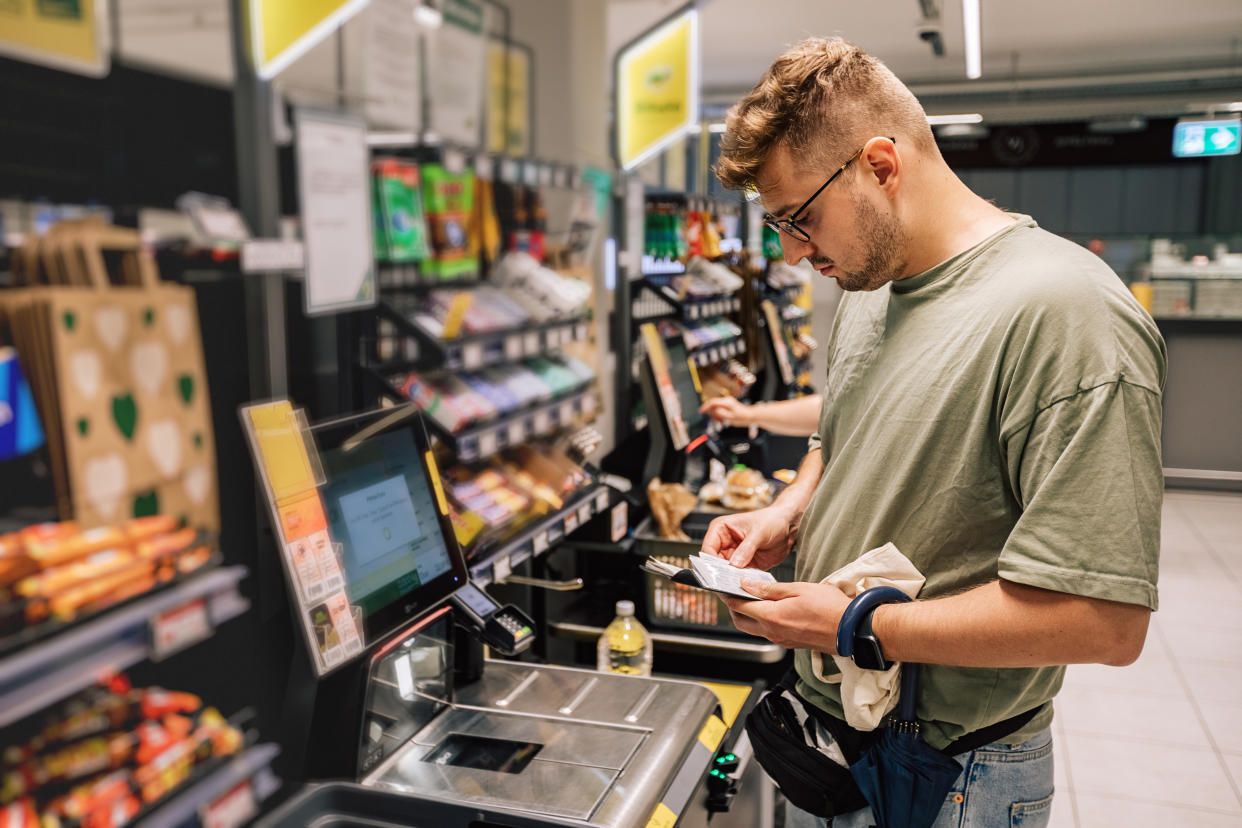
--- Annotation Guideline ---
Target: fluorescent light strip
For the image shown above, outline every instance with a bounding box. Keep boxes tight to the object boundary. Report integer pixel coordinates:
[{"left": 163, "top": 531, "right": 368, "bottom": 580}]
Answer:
[
  {"left": 926, "top": 113, "right": 983, "bottom": 125},
  {"left": 962, "top": 0, "right": 981, "bottom": 80}
]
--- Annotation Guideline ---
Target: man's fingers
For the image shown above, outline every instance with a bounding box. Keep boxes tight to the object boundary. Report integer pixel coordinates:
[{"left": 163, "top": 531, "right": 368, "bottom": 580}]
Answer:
[
  {"left": 729, "top": 537, "right": 757, "bottom": 568},
  {"left": 740, "top": 578, "right": 801, "bottom": 600}
]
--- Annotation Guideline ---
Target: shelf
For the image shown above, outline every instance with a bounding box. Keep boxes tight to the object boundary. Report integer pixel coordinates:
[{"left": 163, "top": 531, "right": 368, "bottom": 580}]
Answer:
[
  {"left": 142, "top": 742, "right": 281, "bottom": 828},
  {"left": 548, "top": 619, "right": 787, "bottom": 664},
  {"left": 0, "top": 566, "right": 249, "bottom": 729},
  {"left": 638, "top": 280, "right": 740, "bottom": 322},
  {"left": 392, "top": 385, "right": 599, "bottom": 462},
  {"left": 376, "top": 264, "right": 481, "bottom": 290},
  {"left": 689, "top": 336, "right": 746, "bottom": 367},
  {"left": 375, "top": 300, "right": 590, "bottom": 372},
  {"left": 470, "top": 484, "right": 613, "bottom": 587}
]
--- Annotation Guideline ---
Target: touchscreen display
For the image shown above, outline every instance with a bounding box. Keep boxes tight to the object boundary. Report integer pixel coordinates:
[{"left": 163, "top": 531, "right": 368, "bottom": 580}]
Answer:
[
  {"left": 455, "top": 583, "right": 497, "bottom": 619},
  {"left": 319, "top": 429, "right": 453, "bottom": 617}
]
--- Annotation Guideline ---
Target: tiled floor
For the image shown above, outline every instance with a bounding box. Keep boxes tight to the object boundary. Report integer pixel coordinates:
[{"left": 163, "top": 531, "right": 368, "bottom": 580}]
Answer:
[{"left": 1050, "top": 490, "right": 1242, "bottom": 826}]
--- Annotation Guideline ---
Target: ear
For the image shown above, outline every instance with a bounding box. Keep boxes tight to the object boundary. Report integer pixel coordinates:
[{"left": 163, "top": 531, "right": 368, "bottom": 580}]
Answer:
[{"left": 863, "top": 137, "right": 900, "bottom": 194}]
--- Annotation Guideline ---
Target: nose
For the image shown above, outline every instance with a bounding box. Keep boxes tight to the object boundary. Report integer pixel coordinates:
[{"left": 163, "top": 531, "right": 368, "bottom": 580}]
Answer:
[{"left": 780, "top": 234, "right": 815, "bottom": 267}]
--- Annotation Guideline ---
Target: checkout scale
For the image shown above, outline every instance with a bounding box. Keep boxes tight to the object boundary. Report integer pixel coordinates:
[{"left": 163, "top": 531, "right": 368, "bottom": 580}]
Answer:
[{"left": 241, "top": 403, "right": 761, "bottom": 827}]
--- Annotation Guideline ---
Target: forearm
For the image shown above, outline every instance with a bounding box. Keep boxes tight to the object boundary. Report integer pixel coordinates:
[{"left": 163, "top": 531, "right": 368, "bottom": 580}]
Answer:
[
  {"left": 871, "top": 579, "right": 1151, "bottom": 668},
  {"left": 771, "top": 448, "right": 823, "bottom": 523},
  {"left": 748, "top": 396, "right": 823, "bottom": 436}
]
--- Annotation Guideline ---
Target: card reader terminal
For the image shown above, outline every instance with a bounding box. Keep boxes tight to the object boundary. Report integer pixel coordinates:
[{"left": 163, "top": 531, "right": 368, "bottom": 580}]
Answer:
[{"left": 451, "top": 582, "right": 536, "bottom": 656}]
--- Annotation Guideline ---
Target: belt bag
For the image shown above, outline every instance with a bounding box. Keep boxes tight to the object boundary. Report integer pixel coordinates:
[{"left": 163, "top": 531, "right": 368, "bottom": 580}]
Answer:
[{"left": 745, "top": 672, "right": 1042, "bottom": 819}]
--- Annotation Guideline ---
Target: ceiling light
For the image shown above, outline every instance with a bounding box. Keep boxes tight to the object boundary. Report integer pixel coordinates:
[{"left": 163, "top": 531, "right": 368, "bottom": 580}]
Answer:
[
  {"left": 961, "top": 0, "right": 981, "bottom": 79},
  {"left": 926, "top": 113, "right": 983, "bottom": 126},
  {"left": 414, "top": 2, "right": 442, "bottom": 29}
]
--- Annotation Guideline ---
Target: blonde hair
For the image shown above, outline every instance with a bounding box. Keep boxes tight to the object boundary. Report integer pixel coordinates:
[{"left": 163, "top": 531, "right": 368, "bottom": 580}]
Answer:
[{"left": 715, "top": 37, "right": 936, "bottom": 192}]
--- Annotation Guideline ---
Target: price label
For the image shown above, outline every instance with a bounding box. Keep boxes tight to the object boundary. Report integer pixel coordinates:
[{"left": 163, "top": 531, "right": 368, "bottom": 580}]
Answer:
[
  {"left": 524, "top": 331, "right": 541, "bottom": 356},
  {"left": 462, "top": 342, "right": 485, "bottom": 370},
  {"left": 492, "top": 555, "right": 512, "bottom": 583},
  {"left": 151, "top": 598, "right": 212, "bottom": 661},
  {"left": 611, "top": 501, "right": 629, "bottom": 543},
  {"left": 689, "top": 305, "right": 700, "bottom": 320},
  {"left": 473, "top": 154, "right": 493, "bottom": 180},
  {"left": 559, "top": 400, "right": 575, "bottom": 424},
  {"left": 533, "top": 532, "right": 549, "bottom": 554},
  {"left": 501, "top": 158, "right": 520, "bottom": 183},
  {"left": 595, "top": 489, "right": 610, "bottom": 512},
  {"left": 241, "top": 239, "right": 304, "bottom": 273},
  {"left": 504, "top": 335, "right": 523, "bottom": 361},
  {"left": 575, "top": 323, "right": 588, "bottom": 341},
  {"left": 577, "top": 503, "right": 592, "bottom": 525},
  {"left": 524, "top": 162, "right": 539, "bottom": 187},
  {"left": 538, "top": 164, "right": 553, "bottom": 187},
  {"left": 534, "top": 409, "right": 552, "bottom": 434},
  {"left": 443, "top": 147, "right": 467, "bottom": 174},
  {"left": 479, "top": 430, "right": 498, "bottom": 458},
  {"left": 507, "top": 420, "right": 526, "bottom": 444},
  {"left": 202, "top": 780, "right": 258, "bottom": 828},
  {"left": 563, "top": 511, "right": 579, "bottom": 533}
]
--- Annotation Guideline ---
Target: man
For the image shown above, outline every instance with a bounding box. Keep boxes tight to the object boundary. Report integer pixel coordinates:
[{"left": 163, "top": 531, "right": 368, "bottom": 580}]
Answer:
[{"left": 702, "top": 37, "right": 1164, "bottom": 827}]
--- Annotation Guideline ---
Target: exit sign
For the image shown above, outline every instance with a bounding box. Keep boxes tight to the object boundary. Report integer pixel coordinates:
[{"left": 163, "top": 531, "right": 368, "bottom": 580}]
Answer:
[{"left": 1172, "top": 119, "right": 1241, "bottom": 158}]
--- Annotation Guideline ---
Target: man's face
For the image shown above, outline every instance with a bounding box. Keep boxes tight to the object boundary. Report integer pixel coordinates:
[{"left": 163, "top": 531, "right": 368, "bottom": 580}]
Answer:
[{"left": 757, "top": 142, "right": 907, "bottom": 292}]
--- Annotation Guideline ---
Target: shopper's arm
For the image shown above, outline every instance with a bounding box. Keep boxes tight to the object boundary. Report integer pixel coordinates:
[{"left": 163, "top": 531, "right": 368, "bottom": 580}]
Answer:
[
  {"left": 725, "top": 577, "right": 1150, "bottom": 668},
  {"left": 700, "top": 395, "right": 823, "bottom": 436}
]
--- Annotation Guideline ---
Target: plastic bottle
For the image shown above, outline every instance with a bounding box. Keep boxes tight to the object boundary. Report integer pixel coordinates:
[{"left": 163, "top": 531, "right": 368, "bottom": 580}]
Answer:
[{"left": 597, "top": 600, "right": 653, "bottom": 676}]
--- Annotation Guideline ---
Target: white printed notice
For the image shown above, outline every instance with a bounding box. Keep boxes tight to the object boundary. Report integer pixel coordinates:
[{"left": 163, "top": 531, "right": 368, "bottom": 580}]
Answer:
[{"left": 295, "top": 109, "right": 376, "bottom": 315}]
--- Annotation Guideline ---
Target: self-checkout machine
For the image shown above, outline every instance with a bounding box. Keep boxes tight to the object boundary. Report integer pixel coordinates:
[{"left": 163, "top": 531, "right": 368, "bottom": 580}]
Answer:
[{"left": 240, "top": 400, "right": 753, "bottom": 827}]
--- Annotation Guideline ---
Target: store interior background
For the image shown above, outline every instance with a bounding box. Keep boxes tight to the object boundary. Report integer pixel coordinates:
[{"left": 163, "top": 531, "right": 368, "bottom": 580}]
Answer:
[{"left": 3, "top": 0, "right": 1242, "bottom": 825}]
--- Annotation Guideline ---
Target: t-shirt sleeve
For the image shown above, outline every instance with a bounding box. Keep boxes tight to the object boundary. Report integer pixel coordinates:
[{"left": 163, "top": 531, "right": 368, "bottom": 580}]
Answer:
[
  {"left": 998, "top": 379, "right": 1162, "bottom": 609},
  {"left": 807, "top": 430, "right": 822, "bottom": 454}
]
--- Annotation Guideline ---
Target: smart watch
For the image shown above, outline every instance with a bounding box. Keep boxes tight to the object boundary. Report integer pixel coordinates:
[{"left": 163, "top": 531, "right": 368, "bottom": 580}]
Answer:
[{"left": 836, "top": 586, "right": 912, "bottom": 671}]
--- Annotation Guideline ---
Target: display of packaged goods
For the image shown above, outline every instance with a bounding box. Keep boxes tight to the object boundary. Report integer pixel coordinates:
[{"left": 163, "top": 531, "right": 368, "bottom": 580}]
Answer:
[
  {"left": 0, "top": 518, "right": 214, "bottom": 640},
  {"left": 685, "top": 256, "right": 744, "bottom": 292},
  {"left": 420, "top": 164, "right": 478, "bottom": 280},
  {"left": 492, "top": 253, "right": 591, "bottom": 320},
  {"left": 0, "top": 678, "right": 244, "bottom": 827},
  {"left": 372, "top": 158, "right": 431, "bottom": 263}
]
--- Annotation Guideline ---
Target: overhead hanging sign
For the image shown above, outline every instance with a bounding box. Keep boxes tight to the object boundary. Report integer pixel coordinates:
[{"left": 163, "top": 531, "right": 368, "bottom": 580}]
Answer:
[
  {"left": 1172, "top": 119, "right": 1241, "bottom": 158},
  {"left": 0, "top": 0, "right": 110, "bottom": 77},
  {"left": 248, "top": 0, "right": 371, "bottom": 80},
  {"left": 614, "top": 6, "right": 699, "bottom": 171},
  {"left": 427, "top": 0, "right": 487, "bottom": 147},
  {"left": 354, "top": 0, "right": 421, "bottom": 132}
]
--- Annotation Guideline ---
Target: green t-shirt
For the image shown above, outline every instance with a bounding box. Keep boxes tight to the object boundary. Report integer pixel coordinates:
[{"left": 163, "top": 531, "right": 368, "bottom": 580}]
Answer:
[{"left": 795, "top": 215, "right": 1166, "bottom": 750}]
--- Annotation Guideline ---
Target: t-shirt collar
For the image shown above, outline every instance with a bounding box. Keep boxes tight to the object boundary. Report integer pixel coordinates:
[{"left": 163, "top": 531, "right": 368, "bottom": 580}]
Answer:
[{"left": 890, "top": 213, "right": 1036, "bottom": 295}]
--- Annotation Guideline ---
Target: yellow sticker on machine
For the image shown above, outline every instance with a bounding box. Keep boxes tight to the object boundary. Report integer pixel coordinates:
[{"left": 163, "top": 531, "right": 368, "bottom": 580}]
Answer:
[
  {"left": 687, "top": 358, "right": 701, "bottom": 395},
  {"left": 644, "top": 802, "right": 678, "bottom": 828},
  {"left": 425, "top": 450, "right": 449, "bottom": 515},
  {"left": 697, "top": 714, "right": 726, "bottom": 752},
  {"left": 697, "top": 681, "right": 752, "bottom": 728}
]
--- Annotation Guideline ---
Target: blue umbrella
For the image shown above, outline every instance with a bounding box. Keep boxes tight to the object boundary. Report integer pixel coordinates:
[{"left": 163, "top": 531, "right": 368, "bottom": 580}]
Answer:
[{"left": 837, "top": 588, "right": 963, "bottom": 828}]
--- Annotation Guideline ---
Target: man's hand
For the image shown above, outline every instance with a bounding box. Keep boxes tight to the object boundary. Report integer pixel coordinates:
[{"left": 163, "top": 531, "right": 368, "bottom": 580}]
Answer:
[
  {"left": 700, "top": 504, "right": 799, "bottom": 570},
  {"left": 722, "top": 580, "right": 852, "bottom": 652},
  {"left": 700, "top": 396, "right": 752, "bottom": 428}
]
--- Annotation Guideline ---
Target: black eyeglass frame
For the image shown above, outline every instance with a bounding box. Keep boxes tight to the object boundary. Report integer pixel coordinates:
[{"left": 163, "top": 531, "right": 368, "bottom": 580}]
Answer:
[{"left": 761, "top": 137, "right": 896, "bottom": 243}]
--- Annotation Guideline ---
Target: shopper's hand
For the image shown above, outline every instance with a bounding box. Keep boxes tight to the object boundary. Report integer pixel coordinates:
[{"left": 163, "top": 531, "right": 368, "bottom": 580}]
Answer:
[
  {"left": 700, "top": 504, "right": 797, "bottom": 570},
  {"left": 699, "top": 396, "right": 751, "bottom": 428},
  {"left": 722, "top": 580, "right": 852, "bottom": 653}
]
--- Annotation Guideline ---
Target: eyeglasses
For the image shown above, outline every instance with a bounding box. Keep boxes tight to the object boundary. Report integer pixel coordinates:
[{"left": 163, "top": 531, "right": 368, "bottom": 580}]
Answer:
[{"left": 762, "top": 138, "right": 895, "bottom": 243}]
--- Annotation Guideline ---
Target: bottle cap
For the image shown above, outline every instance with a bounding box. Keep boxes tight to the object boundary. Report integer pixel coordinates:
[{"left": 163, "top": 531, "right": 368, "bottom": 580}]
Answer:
[{"left": 615, "top": 600, "right": 635, "bottom": 616}]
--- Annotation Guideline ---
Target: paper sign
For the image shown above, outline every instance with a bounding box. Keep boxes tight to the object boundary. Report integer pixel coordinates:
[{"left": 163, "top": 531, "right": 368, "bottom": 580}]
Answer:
[
  {"left": 278, "top": 491, "right": 328, "bottom": 541},
  {"left": 310, "top": 533, "right": 346, "bottom": 595},
  {"left": 245, "top": 401, "right": 319, "bottom": 502},
  {"left": 0, "top": 0, "right": 109, "bottom": 77},
  {"left": 151, "top": 599, "right": 212, "bottom": 661},
  {"left": 286, "top": 537, "right": 327, "bottom": 601}
]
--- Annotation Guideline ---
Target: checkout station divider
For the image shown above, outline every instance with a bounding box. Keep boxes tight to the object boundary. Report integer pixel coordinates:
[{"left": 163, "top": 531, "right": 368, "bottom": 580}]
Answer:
[{"left": 240, "top": 399, "right": 774, "bottom": 827}]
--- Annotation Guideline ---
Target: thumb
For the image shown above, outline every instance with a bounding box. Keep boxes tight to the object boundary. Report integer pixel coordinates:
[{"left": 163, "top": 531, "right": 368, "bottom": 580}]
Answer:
[
  {"left": 740, "top": 578, "right": 800, "bottom": 600},
  {"left": 729, "top": 537, "right": 758, "bottom": 568}
]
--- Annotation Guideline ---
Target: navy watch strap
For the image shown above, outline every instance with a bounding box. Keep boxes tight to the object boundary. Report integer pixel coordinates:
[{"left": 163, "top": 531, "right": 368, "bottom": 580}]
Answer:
[{"left": 836, "top": 586, "right": 912, "bottom": 660}]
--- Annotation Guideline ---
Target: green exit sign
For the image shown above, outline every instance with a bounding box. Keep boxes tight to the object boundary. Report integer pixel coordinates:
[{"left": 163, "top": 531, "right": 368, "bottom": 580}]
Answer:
[{"left": 1173, "top": 119, "right": 1241, "bottom": 158}]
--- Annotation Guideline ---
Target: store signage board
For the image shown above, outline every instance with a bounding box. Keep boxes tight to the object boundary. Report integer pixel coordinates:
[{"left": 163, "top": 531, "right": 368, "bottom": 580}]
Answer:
[
  {"left": 295, "top": 110, "right": 377, "bottom": 316},
  {"left": 0, "top": 0, "right": 109, "bottom": 77},
  {"left": 614, "top": 6, "right": 699, "bottom": 171},
  {"left": 487, "top": 38, "right": 532, "bottom": 155},
  {"left": 427, "top": 0, "right": 487, "bottom": 148},
  {"left": 356, "top": 0, "right": 422, "bottom": 132},
  {"left": 1172, "top": 119, "right": 1241, "bottom": 158},
  {"left": 248, "top": 0, "right": 370, "bottom": 80}
]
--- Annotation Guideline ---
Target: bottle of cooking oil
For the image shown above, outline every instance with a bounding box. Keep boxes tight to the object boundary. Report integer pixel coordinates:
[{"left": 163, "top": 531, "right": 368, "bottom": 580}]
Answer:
[{"left": 597, "top": 600, "right": 652, "bottom": 676}]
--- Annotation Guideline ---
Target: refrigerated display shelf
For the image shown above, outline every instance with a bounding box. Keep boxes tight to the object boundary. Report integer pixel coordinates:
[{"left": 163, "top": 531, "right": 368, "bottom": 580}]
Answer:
[
  {"left": 375, "top": 300, "right": 590, "bottom": 372},
  {"left": 0, "top": 566, "right": 249, "bottom": 729},
  {"left": 469, "top": 484, "right": 612, "bottom": 587},
  {"left": 141, "top": 742, "right": 281, "bottom": 828}
]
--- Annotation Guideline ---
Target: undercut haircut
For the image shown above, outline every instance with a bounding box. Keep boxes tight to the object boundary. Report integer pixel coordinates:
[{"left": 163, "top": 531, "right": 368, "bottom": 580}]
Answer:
[{"left": 715, "top": 37, "right": 936, "bottom": 193}]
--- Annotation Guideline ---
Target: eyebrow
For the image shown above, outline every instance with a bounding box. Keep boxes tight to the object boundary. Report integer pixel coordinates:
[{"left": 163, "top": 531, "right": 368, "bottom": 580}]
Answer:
[{"left": 766, "top": 200, "right": 801, "bottom": 219}]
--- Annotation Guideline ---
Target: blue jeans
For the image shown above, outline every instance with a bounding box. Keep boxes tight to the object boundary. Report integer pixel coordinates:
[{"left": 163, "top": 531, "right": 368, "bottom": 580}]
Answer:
[{"left": 785, "top": 726, "right": 1054, "bottom": 828}]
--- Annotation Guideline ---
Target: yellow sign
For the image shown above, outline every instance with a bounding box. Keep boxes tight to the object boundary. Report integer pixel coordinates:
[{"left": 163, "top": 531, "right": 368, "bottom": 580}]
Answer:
[
  {"left": 488, "top": 41, "right": 531, "bottom": 156},
  {"left": 248, "top": 0, "right": 371, "bottom": 79},
  {"left": 697, "top": 714, "right": 726, "bottom": 752},
  {"left": 616, "top": 8, "right": 698, "bottom": 170},
  {"left": 698, "top": 680, "right": 752, "bottom": 728},
  {"left": 245, "top": 401, "right": 320, "bottom": 503},
  {"left": 0, "top": 0, "right": 109, "bottom": 77},
  {"left": 644, "top": 802, "right": 678, "bottom": 828}
]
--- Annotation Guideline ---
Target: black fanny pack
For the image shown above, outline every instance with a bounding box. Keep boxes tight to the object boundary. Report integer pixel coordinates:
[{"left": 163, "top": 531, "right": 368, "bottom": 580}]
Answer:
[{"left": 744, "top": 671, "right": 1041, "bottom": 819}]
